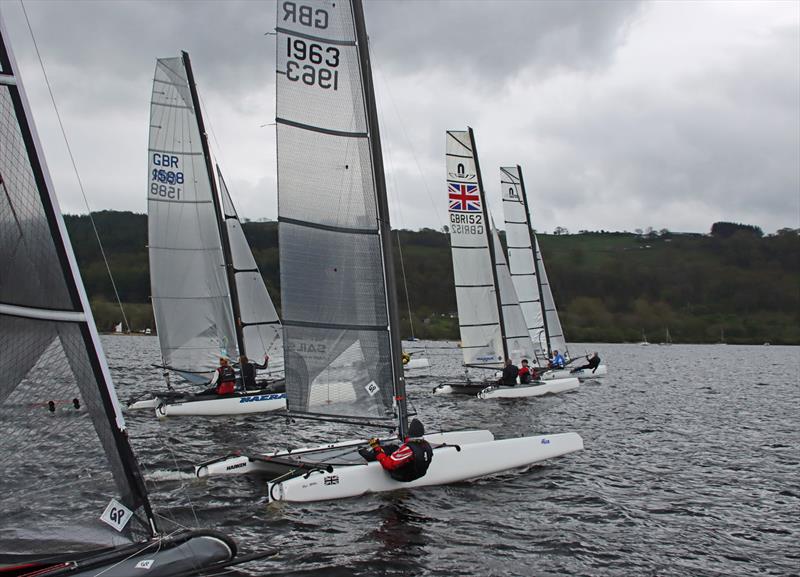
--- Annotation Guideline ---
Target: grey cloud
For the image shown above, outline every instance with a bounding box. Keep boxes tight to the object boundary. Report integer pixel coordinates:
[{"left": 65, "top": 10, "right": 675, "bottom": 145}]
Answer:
[{"left": 366, "top": 0, "right": 643, "bottom": 83}]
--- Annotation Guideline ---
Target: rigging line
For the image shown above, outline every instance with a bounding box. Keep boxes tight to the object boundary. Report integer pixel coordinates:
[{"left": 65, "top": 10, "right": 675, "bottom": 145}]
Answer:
[
  {"left": 371, "top": 57, "right": 420, "bottom": 347},
  {"left": 369, "top": 43, "right": 447, "bottom": 232},
  {"left": 20, "top": 1, "right": 131, "bottom": 332}
]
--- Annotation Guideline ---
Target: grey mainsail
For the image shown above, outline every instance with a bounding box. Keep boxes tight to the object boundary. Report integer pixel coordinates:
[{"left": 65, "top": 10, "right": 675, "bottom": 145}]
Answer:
[
  {"left": 0, "top": 19, "right": 154, "bottom": 553},
  {"left": 148, "top": 55, "right": 236, "bottom": 372},
  {"left": 276, "top": 0, "right": 406, "bottom": 430}
]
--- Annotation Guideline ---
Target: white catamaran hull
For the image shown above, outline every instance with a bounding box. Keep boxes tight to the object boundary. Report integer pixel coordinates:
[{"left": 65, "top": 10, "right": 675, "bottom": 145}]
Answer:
[
  {"left": 477, "top": 378, "right": 579, "bottom": 400},
  {"left": 194, "top": 430, "right": 495, "bottom": 478},
  {"left": 433, "top": 376, "right": 579, "bottom": 397},
  {"left": 150, "top": 392, "right": 287, "bottom": 418},
  {"left": 541, "top": 365, "right": 607, "bottom": 381},
  {"left": 267, "top": 432, "right": 583, "bottom": 503}
]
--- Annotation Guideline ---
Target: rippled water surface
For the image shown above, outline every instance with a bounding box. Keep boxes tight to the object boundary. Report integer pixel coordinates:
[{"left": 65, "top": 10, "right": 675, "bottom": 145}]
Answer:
[{"left": 105, "top": 337, "right": 799, "bottom": 576}]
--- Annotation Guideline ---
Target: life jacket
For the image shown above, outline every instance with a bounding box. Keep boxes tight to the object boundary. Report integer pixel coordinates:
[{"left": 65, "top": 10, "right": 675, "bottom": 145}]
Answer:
[
  {"left": 388, "top": 439, "right": 433, "bottom": 482},
  {"left": 216, "top": 365, "right": 236, "bottom": 395},
  {"left": 218, "top": 365, "right": 236, "bottom": 382}
]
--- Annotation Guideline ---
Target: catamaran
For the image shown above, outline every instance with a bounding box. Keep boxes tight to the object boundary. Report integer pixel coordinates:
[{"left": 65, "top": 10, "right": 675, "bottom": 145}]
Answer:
[
  {"left": 500, "top": 165, "right": 607, "bottom": 381},
  {"left": 128, "top": 52, "right": 286, "bottom": 417},
  {"left": 433, "top": 130, "right": 579, "bottom": 398},
  {"left": 0, "top": 19, "right": 255, "bottom": 574},
  {"left": 192, "top": 0, "right": 583, "bottom": 502}
]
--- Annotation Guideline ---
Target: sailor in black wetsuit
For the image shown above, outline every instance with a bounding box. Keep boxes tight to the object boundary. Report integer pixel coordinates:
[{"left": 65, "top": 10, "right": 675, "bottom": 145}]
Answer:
[
  {"left": 239, "top": 354, "right": 269, "bottom": 391},
  {"left": 497, "top": 358, "right": 519, "bottom": 386},
  {"left": 571, "top": 352, "right": 601, "bottom": 373}
]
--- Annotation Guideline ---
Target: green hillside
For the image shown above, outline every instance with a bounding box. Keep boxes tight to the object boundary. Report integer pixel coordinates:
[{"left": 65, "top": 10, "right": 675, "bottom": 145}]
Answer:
[{"left": 64, "top": 211, "right": 799, "bottom": 345}]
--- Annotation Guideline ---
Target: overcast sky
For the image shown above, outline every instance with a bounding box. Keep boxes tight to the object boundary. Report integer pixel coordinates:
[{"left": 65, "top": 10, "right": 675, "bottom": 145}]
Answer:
[{"left": 3, "top": 0, "right": 798, "bottom": 234}]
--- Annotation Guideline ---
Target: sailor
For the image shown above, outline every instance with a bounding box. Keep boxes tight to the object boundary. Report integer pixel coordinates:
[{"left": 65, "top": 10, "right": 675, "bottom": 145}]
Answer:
[
  {"left": 549, "top": 350, "right": 566, "bottom": 369},
  {"left": 364, "top": 419, "right": 433, "bottom": 482},
  {"left": 571, "top": 352, "right": 601, "bottom": 373},
  {"left": 239, "top": 354, "right": 269, "bottom": 391},
  {"left": 518, "top": 359, "right": 533, "bottom": 384},
  {"left": 200, "top": 357, "right": 236, "bottom": 396},
  {"left": 498, "top": 358, "right": 519, "bottom": 386}
]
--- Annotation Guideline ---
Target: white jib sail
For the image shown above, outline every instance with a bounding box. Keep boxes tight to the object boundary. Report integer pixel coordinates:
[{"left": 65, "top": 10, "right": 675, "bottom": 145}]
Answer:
[
  {"left": 217, "top": 168, "right": 283, "bottom": 370},
  {"left": 535, "top": 236, "right": 569, "bottom": 356},
  {"left": 491, "top": 222, "right": 537, "bottom": 364},
  {"left": 446, "top": 130, "right": 503, "bottom": 368},
  {"left": 500, "top": 166, "right": 547, "bottom": 356},
  {"left": 148, "top": 57, "right": 236, "bottom": 372}
]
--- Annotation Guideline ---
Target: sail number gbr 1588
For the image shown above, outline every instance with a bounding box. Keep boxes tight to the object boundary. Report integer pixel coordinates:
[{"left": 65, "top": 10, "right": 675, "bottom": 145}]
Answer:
[
  {"left": 450, "top": 213, "right": 484, "bottom": 235},
  {"left": 150, "top": 154, "right": 183, "bottom": 201},
  {"left": 285, "top": 38, "right": 340, "bottom": 90}
]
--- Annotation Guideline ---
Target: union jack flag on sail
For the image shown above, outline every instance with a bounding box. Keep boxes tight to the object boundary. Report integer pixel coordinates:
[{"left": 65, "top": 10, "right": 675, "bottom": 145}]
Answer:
[{"left": 448, "top": 182, "right": 481, "bottom": 212}]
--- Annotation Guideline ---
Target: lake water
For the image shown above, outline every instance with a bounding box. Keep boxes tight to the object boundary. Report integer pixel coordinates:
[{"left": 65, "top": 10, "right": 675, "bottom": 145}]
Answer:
[{"left": 106, "top": 337, "right": 799, "bottom": 576}]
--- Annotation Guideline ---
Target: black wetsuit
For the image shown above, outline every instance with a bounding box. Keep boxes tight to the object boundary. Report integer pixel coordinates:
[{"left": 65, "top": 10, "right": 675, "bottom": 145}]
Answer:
[{"left": 499, "top": 364, "right": 519, "bottom": 386}]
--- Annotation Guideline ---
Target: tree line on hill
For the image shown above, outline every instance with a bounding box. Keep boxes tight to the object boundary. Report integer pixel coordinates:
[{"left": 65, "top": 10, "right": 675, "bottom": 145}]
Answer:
[{"left": 64, "top": 211, "right": 799, "bottom": 345}]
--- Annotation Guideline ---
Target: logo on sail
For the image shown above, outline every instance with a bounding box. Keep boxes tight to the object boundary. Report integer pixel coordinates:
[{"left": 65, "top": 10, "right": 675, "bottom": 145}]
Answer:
[{"left": 448, "top": 182, "right": 481, "bottom": 213}]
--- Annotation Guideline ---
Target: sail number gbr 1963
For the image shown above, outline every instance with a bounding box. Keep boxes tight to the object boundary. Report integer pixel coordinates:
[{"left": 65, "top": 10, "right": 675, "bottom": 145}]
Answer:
[{"left": 285, "top": 38, "right": 340, "bottom": 90}]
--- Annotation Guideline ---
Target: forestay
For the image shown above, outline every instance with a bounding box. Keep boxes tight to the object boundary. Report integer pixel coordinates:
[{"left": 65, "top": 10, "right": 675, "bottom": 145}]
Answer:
[
  {"left": 500, "top": 166, "right": 547, "bottom": 356},
  {"left": 217, "top": 168, "right": 283, "bottom": 367},
  {"left": 490, "top": 222, "right": 537, "bottom": 362},
  {"left": 148, "top": 57, "right": 236, "bottom": 372},
  {"left": 446, "top": 129, "right": 504, "bottom": 368},
  {"left": 0, "top": 22, "right": 154, "bottom": 554},
  {"left": 276, "top": 0, "right": 399, "bottom": 424},
  {"left": 535, "top": 236, "right": 569, "bottom": 356}
]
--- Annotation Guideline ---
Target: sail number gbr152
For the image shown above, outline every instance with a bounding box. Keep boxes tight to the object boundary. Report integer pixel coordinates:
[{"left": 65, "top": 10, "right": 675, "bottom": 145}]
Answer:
[
  {"left": 450, "top": 213, "right": 483, "bottom": 235},
  {"left": 285, "top": 37, "right": 340, "bottom": 90}
]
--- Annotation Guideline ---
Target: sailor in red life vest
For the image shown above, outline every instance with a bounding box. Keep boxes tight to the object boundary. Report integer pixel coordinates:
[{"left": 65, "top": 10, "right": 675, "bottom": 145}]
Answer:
[
  {"left": 199, "top": 357, "right": 237, "bottom": 396},
  {"left": 365, "top": 418, "right": 433, "bottom": 482}
]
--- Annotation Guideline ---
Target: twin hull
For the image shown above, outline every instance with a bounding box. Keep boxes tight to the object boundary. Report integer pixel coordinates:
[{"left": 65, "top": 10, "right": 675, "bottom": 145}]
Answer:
[
  {"left": 267, "top": 432, "right": 584, "bottom": 503},
  {"left": 127, "top": 393, "right": 287, "bottom": 417},
  {"left": 542, "top": 365, "right": 608, "bottom": 381}
]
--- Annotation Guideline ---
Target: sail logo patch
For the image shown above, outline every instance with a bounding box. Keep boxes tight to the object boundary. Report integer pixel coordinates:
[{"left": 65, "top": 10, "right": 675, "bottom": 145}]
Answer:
[
  {"left": 448, "top": 182, "right": 481, "bottom": 213},
  {"left": 100, "top": 498, "right": 133, "bottom": 532},
  {"left": 365, "top": 381, "right": 380, "bottom": 396},
  {"left": 135, "top": 560, "right": 155, "bottom": 569}
]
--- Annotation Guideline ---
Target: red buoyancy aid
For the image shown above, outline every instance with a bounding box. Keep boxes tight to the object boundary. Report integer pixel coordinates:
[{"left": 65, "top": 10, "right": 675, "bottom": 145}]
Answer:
[{"left": 216, "top": 365, "right": 236, "bottom": 395}]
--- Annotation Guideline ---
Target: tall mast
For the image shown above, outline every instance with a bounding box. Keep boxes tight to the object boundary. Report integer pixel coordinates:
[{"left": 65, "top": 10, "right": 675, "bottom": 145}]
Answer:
[
  {"left": 0, "top": 21, "right": 157, "bottom": 535},
  {"left": 181, "top": 51, "right": 246, "bottom": 360},
  {"left": 516, "top": 165, "right": 551, "bottom": 356},
  {"left": 352, "top": 0, "right": 408, "bottom": 438},
  {"left": 471, "top": 128, "right": 509, "bottom": 361}
]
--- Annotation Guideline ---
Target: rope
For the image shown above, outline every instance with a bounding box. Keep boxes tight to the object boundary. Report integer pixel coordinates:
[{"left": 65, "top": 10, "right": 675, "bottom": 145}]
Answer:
[{"left": 20, "top": 1, "right": 131, "bottom": 332}]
